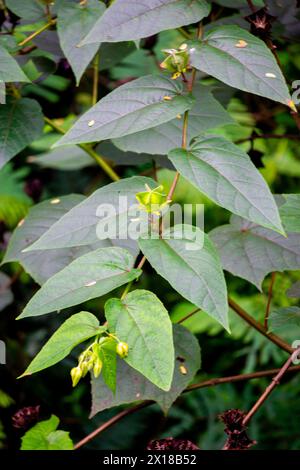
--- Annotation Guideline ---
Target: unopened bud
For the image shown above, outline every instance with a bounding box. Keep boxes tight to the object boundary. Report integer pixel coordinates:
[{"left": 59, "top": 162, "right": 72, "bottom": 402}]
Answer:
[
  {"left": 93, "top": 358, "right": 103, "bottom": 378},
  {"left": 116, "top": 341, "right": 129, "bottom": 358},
  {"left": 71, "top": 367, "right": 82, "bottom": 387}
]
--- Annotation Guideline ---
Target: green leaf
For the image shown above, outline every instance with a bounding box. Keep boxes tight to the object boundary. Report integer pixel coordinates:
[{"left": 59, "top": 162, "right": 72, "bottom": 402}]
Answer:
[
  {"left": 113, "top": 85, "right": 234, "bottom": 155},
  {"left": 210, "top": 215, "right": 300, "bottom": 290},
  {"left": 6, "top": 0, "right": 45, "bottom": 19},
  {"left": 98, "top": 338, "right": 117, "bottom": 393},
  {"left": 139, "top": 225, "right": 229, "bottom": 330},
  {"left": 91, "top": 324, "right": 200, "bottom": 415},
  {"left": 190, "top": 26, "right": 292, "bottom": 107},
  {"left": 53, "top": 75, "right": 195, "bottom": 146},
  {"left": 279, "top": 194, "right": 300, "bottom": 233},
  {"left": 0, "top": 45, "right": 29, "bottom": 83},
  {"left": 287, "top": 281, "right": 300, "bottom": 298},
  {"left": 269, "top": 307, "right": 300, "bottom": 334},
  {"left": 2, "top": 195, "right": 113, "bottom": 285},
  {"left": 168, "top": 134, "right": 284, "bottom": 233},
  {"left": 0, "top": 272, "right": 13, "bottom": 312},
  {"left": 20, "top": 312, "right": 105, "bottom": 377},
  {"left": 25, "top": 176, "right": 156, "bottom": 251},
  {"left": 21, "top": 416, "right": 73, "bottom": 450},
  {"left": 57, "top": 0, "right": 105, "bottom": 85},
  {"left": 0, "top": 82, "right": 5, "bottom": 104},
  {"left": 105, "top": 289, "right": 174, "bottom": 391},
  {"left": 29, "top": 146, "right": 95, "bottom": 171},
  {"left": 81, "top": 0, "right": 210, "bottom": 43},
  {"left": 0, "top": 98, "right": 43, "bottom": 169},
  {"left": 18, "top": 247, "right": 142, "bottom": 319}
]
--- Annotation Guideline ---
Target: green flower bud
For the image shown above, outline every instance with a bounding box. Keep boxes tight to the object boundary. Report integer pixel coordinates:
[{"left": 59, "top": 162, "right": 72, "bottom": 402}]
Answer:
[
  {"left": 136, "top": 184, "right": 170, "bottom": 214},
  {"left": 93, "top": 358, "right": 103, "bottom": 378},
  {"left": 70, "top": 367, "right": 82, "bottom": 387},
  {"left": 116, "top": 341, "right": 129, "bottom": 358}
]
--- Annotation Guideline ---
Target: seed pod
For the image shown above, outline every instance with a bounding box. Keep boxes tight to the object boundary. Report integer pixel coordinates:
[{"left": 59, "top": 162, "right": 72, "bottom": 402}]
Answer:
[
  {"left": 116, "top": 341, "right": 129, "bottom": 358},
  {"left": 70, "top": 367, "right": 82, "bottom": 387}
]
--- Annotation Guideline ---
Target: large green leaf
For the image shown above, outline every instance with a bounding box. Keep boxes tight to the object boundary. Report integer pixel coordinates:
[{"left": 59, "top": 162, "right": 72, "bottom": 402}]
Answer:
[
  {"left": 91, "top": 324, "right": 200, "bottom": 415},
  {"left": 105, "top": 290, "right": 174, "bottom": 391},
  {"left": 81, "top": 0, "right": 210, "bottom": 43},
  {"left": 168, "top": 134, "right": 284, "bottom": 233},
  {"left": 29, "top": 146, "right": 95, "bottom": 171},
  {"left": 279, "top": 194, "right": 300, "bottom": 233},
  {"left": 269, "top": 307, "right": 300, "bottom": 334},
  {"left": 190, "top": 26, "right": 292, "bottom": 107},
  {"left": 20, "top": 312, "right": 105, "bottom": 377},
  {"left": 57, "top": 0, "right": 105, "bottom": 85},
  {"left": 25, "top": 176, "right": 156, "bottom": 251},
  {"left": 2, "top": 195, "right": 113, "bottom": 285},
  {"left": 210, "top": 215, "right": 300, "bottom": 289},
  {"left": 113, "top": 85, "right": 234, "bottom": 155},
  {"left": 6, "top": 0, "right": 45, "bottom": 19},
  {"left": 21, "top": 416, "right": 73, "bottom": 450},
  {"left": 53, "top": 75, "right": 195, "bottom": 146},
  {"left": 139, "top": 225, "right": 229, "bottom": 330},
  {"left": 0, "top": 45, "right": 29, "bottom": 83},
  {"left": 0, "top": 98, "right": 43, "bottom": 169},
  {"left": 18, "top": 247, "right": 142, "bottom": 319}
]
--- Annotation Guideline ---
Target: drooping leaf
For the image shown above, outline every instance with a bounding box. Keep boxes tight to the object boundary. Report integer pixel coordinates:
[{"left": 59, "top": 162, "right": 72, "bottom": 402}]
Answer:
[
  {"left": 189, "top": 26, "right": 292, "bottom": 108},
  {"left": 2, "top": 195, "right": 113, "bottom": 285},
  {"left": 57, "top": 0, "right": 105, "bottom": 85},
  {"left": 113, "top": 85, "right": 234, "bottom": 155},
  {"left": 29, "top": 146, "right": 95, "bottom": 171},
  {"left": 81, "top": 0, "right": 211, "bottom": 43},
  {"left": 139, "top": 225, "right": 229, "bottom": 330},
  {"left": 0, "top": 98, "right": 43, "bottom": 169},
  {"left": 105, "top": 290, "right": 174, "bottom": 391},
  {"left": 18, "top": 247, "right": 142, "bottom": 319},
  {"left": 24, "top": 176, "right": 156, "bottom": 251},
  {"left": 6, "top": 0, "right": 45, "bottom": 20},
  {"left": 0, "top": 46, "right": 29, "bottom": 83},
  {"left": 53, "top": 75, "right": 195, "bottom": 146},
  {"left": 210, "top": 215, "right": 300, "bottom": 290},
  {"left": 20, "top": 312, "right": 105, "bottom": 377},
  {"left": 279, "top": 194, "right": 300, "bottom": 233},
  {"left": 269, "top": 307, "right": 300, "bottom": 334},
  {"left": 0, "top": 272, "right": 14, "bottom": 312},
  {"left": 91, "top": 324, "right": 200, "bottom": 415},
  {"left": 21, "top": 416, "right": 73, "bottom": 450},
  {"left": 168, "top": 134, "right": 284, "bottom": 233}
]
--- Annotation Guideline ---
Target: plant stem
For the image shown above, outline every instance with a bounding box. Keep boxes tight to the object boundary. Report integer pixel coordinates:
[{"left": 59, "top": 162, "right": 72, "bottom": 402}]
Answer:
[
  {"left": 228, "top": 297, "right": 293, "bottom": 354},
  {"left": 247, "top": 0, "right": 256, "bottom": 12},
  {"left": 44, "top": 116, "right": 120, "bottom": 181},
  {"left": 92, "top": 52, "right": 99, "bottom": 105},
  {"left": 74, "top": 364, "right": 300, "bottom": 449},
  {"left": 18, "top": 19, "right": 56, "bottom": 47},
  {"left": 264, "top": 272, "right": 276, "bottom": 330},
  {"left": 120, "top": 256, "right": 147, "bottom": 299},
  {"left": 242, "top": 347, "right": 300, "bottom": 426},
  {"left": 177, "top": 307, "right": 201, "bottom": 324}
]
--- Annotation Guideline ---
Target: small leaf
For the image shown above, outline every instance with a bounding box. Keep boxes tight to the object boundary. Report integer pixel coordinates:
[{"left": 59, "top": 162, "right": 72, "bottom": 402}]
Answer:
[
  {"left": 190, "top": 26, "right": 292, "bottom": 107},
  {"left": 21, "top": 415, "right": 73, "bottom": 450},
  {"left": 24, "top": 176, "right": 156, "bottom": 251},
  {"left": 18, "top": 247, "right": 142, "bottom": 319},
  {"left": 53, "top": 75, "right": 195, "bottom": 146},
  {"left": 105, "top": 290, "right": 174, "bottom": 391},
  {"left": 279, "top": 194, "right": 300, "bottom": 233},
  {"left": 91, "top": 324, "right": 200, "bottom": 415},
  {"left": 20, "top": 312, "right": 105, "bottom": 377},
  {"left": 81, "top": 0, "right": 211, "bottom": 43},
  {"left": 0, "top": 98, "right": 43, "bottom": 169},
  {"left": 139, "top": 225, "right": 229, "bottom": 330},
  {"left": 113, "top": 85, "right": 234, "bottom": 155},
  {"left": 168, "top": 134, "right": 284, "bottom": 233},
  {"left": 210, "top": 215, "right": 300, "bottom": 290},
  {"left": 269, "top": 307, "right": 300, "bottom": 334},
  {"left": 57, "top": 0, "right": 105, "bottom": 85},
  {"left": 98, "top": 338, "right": 117, "bottom": 393},
  {"left": 0, "top": 45, "right": 29, "bottom": 83}
]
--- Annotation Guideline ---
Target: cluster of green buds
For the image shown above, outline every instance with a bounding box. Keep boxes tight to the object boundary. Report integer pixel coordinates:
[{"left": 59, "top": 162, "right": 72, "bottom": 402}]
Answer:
[
  {"left": 160, "top": 43, "right": 191, "bottom": 79},
  {"left": 136, "top": 184, "right": 171, "bottom": 215},
  {"left": 70, "top": 335, "right": 129, "bottom": 387}
]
